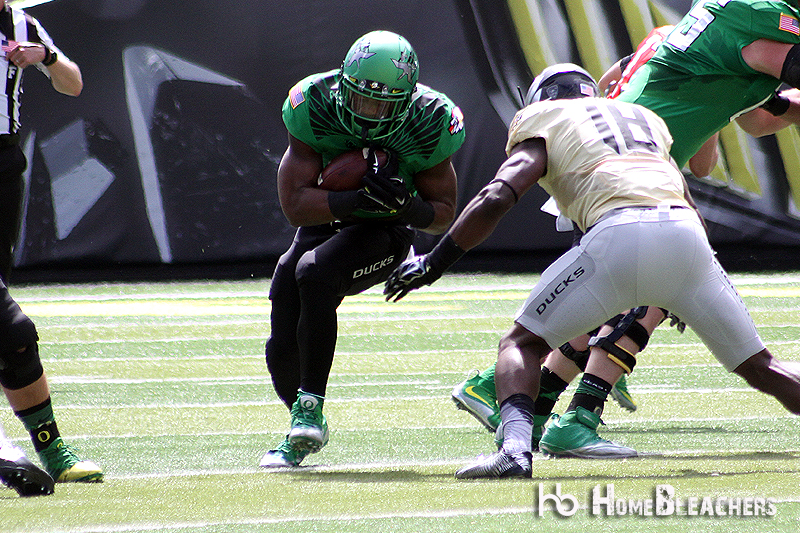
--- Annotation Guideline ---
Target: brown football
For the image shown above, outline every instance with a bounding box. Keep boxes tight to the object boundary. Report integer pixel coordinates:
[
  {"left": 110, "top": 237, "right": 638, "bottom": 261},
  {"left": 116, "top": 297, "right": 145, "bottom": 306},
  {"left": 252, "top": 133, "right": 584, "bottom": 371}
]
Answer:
[{"left": 317, "top": 149, "right": 388, "bottom": 191}]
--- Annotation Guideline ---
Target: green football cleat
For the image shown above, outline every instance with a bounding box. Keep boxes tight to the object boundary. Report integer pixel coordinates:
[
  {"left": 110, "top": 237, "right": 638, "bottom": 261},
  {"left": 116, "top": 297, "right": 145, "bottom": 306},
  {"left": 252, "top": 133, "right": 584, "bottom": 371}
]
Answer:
[
  {"left": 38, "top": 438, "right": 103, "bottom": 483},
  {"left": 451, "top": 371, "right": 501, "bottom": 432},
  {"left": 288, "top": 392, "right": 329, "bottom": 453},
  {"left": 610, "top": 374, "right": 638, "bottom": 412},
  {"left": 494, "top": 412, "right": 559, "bottom": 452},
  {"left": 539, "top": 407, "right": 638, "bottom": 459},
  {"left": 260, "top": 438, "right": 310, "bottom": 468}
]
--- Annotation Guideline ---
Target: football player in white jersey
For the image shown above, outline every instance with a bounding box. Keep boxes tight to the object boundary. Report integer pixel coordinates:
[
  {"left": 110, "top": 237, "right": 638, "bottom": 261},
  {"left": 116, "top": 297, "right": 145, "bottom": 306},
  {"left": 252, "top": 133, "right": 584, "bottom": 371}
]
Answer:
[{"left": 385, "top": 64, "right": 800, "bottom": 478}]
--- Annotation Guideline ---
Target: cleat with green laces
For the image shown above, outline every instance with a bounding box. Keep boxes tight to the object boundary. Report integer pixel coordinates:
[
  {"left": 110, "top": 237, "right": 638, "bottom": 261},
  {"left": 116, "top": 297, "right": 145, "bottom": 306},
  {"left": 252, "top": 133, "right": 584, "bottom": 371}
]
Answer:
[
  {"left": 451, "top": 371, "right": 501, "bottom": 432},
  {"left": 38, "top": 438, "right": 103, "bottom": 482},
  {"left": 539, "top": 407, "right": 638, "bottom": 459},
  {"left": 532, "top": 412, "right": 560, "bottom": 452},
  {"left": 260, "top": 438, "right": 310, "bottom": 468},
  {"left": 288, "top": 391, "right": 329, "bottom": 453},
  {"left": 610, "top": 374, "right": 638, "bottom": 412}
]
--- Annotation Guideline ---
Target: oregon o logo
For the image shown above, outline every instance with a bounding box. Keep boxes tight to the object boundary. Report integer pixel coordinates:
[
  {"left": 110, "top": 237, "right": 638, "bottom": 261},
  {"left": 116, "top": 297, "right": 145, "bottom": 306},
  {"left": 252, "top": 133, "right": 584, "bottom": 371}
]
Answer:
[
  {"left": 37, "top": 430, "right": 51, "bottom": 443},
  {"left": 301, "top": 397, "right": 317, "bottom": 410}
]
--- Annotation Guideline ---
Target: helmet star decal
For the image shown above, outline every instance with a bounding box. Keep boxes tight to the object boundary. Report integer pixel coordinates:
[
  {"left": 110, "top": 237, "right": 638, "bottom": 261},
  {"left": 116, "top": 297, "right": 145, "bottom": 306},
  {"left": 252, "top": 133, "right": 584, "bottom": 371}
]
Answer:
[
  {"left": 392, "top": 49, "right": 417, "bottom": 82},
  {"left": 346, "top": 40, "right": 376, "bottom": 68}
]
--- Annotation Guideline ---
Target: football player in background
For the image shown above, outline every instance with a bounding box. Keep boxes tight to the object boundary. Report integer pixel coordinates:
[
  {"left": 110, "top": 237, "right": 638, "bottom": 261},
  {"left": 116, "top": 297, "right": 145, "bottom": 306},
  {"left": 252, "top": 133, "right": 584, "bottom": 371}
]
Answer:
[
  {"left": 385, "top": 64, "right": 800, "bottom": 478},
  {"left": 616, "top": 0, "right": 800, "bottom": 167},
  {"left": 450, "top": 0, "right": 800, "bottom": 448},
  {"left": 260, "top": 30, "right": 465, "bottom": 468}
]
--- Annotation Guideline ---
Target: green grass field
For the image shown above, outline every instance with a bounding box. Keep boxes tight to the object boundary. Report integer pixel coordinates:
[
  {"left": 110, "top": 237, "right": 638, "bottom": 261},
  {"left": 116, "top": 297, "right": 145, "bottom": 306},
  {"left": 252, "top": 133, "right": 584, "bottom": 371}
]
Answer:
[{"left": 1, "top": 272, "right": 799, "bottom": 532}]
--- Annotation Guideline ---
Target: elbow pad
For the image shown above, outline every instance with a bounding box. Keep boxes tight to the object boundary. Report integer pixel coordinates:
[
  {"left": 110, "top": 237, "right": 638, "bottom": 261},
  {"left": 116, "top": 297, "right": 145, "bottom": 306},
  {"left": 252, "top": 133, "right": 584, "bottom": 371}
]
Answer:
[{"left": 780, "top": 43, "right": 800, "bottom": 89}]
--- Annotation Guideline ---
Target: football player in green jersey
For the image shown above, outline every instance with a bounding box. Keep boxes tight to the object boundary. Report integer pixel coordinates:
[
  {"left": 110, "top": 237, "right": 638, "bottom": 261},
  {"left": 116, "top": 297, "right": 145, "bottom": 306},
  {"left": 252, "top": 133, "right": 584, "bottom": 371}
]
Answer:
[
  {"left": 617, "top": 0, "right": 800, "bottom": 168},
  {"left": 260, "top": 31, "right": 465, "bottom": 468}
]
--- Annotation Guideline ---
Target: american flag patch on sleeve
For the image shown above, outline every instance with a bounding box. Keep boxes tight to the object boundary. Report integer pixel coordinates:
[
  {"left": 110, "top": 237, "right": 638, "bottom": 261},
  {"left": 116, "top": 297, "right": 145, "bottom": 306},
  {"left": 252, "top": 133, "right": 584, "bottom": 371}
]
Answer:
[
  {"left": 1, "top": 40, "right": 18, "bottom": 56},
  {"left": 289, "top": 84, "right": 305, "bottom": 109},
  {"left": 779, "top": 13, "right": 800, "bottom": 35}
]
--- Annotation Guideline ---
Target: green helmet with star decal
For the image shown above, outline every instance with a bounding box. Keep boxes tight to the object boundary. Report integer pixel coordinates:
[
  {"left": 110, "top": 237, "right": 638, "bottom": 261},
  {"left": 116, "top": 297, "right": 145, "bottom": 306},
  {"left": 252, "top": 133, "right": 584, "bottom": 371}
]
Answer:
[{"left": 336, "top": 30, "right": 419, "bottom": 141}]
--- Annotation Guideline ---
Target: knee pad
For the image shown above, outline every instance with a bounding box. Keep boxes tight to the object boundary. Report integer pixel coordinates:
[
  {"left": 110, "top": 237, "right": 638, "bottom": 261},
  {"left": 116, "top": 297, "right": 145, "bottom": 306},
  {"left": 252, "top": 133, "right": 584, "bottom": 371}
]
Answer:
[
  {"left": 0, "top": 308, "right": 38, "bottom": 353},
  {"left": 559, "top": 341, "right": 590, "bottom": 371},
  {"left": 0, "top": 342, "right": 43, "bottom": 390},
  {"left": 0, "top": 311, "right": 41, "bottom": 389},
  {"left": 588, "top": 306, "right": 650, "bottom": 374}
]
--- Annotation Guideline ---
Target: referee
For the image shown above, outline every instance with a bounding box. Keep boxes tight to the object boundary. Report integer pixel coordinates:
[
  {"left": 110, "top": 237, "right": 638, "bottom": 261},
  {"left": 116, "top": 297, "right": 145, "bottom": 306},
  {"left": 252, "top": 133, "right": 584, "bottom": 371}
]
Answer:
[
  {"left": 0, "top": 0, "right": 82, "bottom": 283},
  {"left": 0, "top": 0, "right": 101, "bottom": 484}
]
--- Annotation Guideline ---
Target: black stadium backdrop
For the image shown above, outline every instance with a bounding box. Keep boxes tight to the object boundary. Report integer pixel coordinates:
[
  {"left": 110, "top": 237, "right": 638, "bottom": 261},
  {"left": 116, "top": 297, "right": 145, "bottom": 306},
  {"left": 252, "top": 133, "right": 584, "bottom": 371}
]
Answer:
[{"left": 12, "top": 0, "right": 800, "bottom": 280}]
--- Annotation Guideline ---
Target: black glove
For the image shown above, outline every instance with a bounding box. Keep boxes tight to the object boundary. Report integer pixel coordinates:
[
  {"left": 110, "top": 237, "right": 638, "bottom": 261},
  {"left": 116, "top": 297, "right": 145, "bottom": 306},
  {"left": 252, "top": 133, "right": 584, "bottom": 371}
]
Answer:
[
  {"left": 384, "top": 234, "right": 465, "bottom": 301},
  {"left": 361, "top": 148, "right": 411, "bottom": 214},
  {"left": 761, "top": 91, "right": 790, "bottom": 116},
  {"left": 666, "top": 311, "right": 686, "bottom": 334},
  {"left": 327, "top": 147, "right": 409, "bottom": 219},
  {"left": 384, "top": 254, "right": 439, "bottom": 302},
  {"left": 328, "top": 187, "right": 399, "bottom": 219},
  {"left": 362, "top": 147, "right": 436, "bottom": 227}
]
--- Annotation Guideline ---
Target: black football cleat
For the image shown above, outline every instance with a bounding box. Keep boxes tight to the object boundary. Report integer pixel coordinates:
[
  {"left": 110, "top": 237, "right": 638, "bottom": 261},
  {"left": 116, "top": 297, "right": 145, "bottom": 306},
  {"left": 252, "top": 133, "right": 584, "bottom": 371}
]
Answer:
[
  {"left": 455, "top": 450, "right": 532, "bottom": 479},
  {"left": 0, "top": 446, "right": 55, "bottom": 496}
]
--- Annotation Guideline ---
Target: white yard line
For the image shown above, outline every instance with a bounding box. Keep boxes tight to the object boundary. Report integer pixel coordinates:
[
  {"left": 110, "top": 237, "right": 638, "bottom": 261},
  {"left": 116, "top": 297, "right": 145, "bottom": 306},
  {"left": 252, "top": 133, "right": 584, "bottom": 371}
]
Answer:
[{"left": 38, "top": 506, "right": 532, "bottom": 533}]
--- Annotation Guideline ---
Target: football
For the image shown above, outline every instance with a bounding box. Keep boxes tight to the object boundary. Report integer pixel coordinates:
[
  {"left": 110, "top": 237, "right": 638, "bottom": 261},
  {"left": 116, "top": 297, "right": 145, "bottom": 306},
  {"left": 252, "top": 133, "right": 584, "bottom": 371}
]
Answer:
[{"left": 317, "top": 148, "right": 388, "bottom": 191}]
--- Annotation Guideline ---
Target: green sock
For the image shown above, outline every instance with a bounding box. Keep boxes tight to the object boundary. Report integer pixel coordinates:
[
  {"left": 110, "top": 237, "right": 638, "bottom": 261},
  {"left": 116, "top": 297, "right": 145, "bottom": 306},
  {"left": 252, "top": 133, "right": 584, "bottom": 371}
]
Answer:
[
  {"left": 15, "top": 398, "right": 61, "bottom": 452},
  {"left": 567, "top": 373, "right": 612, "bottom": 417}
]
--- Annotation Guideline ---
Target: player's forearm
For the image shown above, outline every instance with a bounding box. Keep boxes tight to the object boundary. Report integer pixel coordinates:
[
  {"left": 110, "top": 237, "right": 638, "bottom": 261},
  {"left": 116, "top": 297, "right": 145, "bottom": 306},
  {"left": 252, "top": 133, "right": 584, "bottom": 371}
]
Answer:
[
  {"left": 47, "top": 59, "right": 82, "bottom": 96},
  {"left": 448, "top": 182, "right": 516, "bottom": 252},
  {"left": 414, "top": 199, "right": 454, "bottom": 235}
]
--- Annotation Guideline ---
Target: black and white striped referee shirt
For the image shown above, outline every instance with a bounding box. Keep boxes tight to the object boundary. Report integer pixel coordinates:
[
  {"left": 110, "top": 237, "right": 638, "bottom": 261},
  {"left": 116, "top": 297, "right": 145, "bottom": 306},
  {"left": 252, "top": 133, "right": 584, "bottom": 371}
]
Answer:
[{"left": 0, "top": 3, "right": 61, "bottom": 136}]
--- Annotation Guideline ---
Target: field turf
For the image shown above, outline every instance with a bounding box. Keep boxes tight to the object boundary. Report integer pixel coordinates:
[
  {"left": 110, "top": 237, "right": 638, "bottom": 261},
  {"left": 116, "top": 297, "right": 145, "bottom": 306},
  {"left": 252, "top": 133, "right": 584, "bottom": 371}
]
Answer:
[{"left": 1, "top": 272, "right": 799, "bottom": 532}]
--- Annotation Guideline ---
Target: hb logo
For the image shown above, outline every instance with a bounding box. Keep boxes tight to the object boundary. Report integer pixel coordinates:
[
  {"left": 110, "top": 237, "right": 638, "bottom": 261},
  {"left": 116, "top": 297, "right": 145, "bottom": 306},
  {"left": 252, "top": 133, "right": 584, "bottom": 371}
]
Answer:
[{"left": 537, "top": 483, "right": 579, "bottom": 517}]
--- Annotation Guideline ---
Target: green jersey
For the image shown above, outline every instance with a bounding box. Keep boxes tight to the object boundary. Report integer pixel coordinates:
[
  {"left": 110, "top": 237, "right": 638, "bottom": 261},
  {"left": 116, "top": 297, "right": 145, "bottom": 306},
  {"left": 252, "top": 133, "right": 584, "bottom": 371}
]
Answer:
[
  {"left": 617, "top": 0, "right": 800, "bottom": 168},
  {"left": 282, "top": 69, "right": 465, "bottom": 219}
]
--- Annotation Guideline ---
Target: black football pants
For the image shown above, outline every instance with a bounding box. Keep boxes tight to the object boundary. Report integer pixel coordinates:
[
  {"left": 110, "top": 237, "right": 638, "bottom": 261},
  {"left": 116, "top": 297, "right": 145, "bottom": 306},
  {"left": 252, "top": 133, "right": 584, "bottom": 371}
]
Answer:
[
  {"left": 265, "top": 221, "right": 414, "bottom": 408},
  {"left": 0, "top": 144, "right": 27, "bottom": 283}
]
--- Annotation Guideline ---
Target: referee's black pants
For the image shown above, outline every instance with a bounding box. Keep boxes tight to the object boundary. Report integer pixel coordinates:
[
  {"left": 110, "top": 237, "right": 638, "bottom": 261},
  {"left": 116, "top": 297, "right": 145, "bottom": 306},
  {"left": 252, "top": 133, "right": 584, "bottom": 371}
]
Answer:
[{"left": 0, "top": 144, "right": 27, "bottom": 283}]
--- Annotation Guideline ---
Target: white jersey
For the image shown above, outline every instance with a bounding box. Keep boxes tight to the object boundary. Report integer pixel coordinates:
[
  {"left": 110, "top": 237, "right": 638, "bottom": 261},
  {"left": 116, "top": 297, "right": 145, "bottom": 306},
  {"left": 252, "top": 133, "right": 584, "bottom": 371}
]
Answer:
[
  {"left": 509, "top": 98, "right": 765, "bottom": 370},
  {"left": 506, "top": 98, "right": 689, "bottom": 232}
]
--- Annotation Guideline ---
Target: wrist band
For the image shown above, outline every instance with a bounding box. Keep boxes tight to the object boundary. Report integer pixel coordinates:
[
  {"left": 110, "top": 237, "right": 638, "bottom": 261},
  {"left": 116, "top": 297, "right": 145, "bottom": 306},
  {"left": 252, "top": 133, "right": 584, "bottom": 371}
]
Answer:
[
  {"left": 761, "top": 93, "right": 790, "bottom": 117},
  {"left": 401, "top": 196, "right": 435, "bottom": 228},
  {"left": 427, "top": 234, "right": 466, "bottom": 274},
  {"left": 42, "top": 46, "right": 57, "bottom": 66}
]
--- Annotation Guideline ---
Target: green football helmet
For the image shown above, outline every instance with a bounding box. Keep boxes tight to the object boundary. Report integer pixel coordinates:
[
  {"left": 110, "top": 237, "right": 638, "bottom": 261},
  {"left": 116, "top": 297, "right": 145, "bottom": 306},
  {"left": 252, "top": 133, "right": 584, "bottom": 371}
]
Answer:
[{"left": 336, "top": 31, "right": 419, "bottom": 141}]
